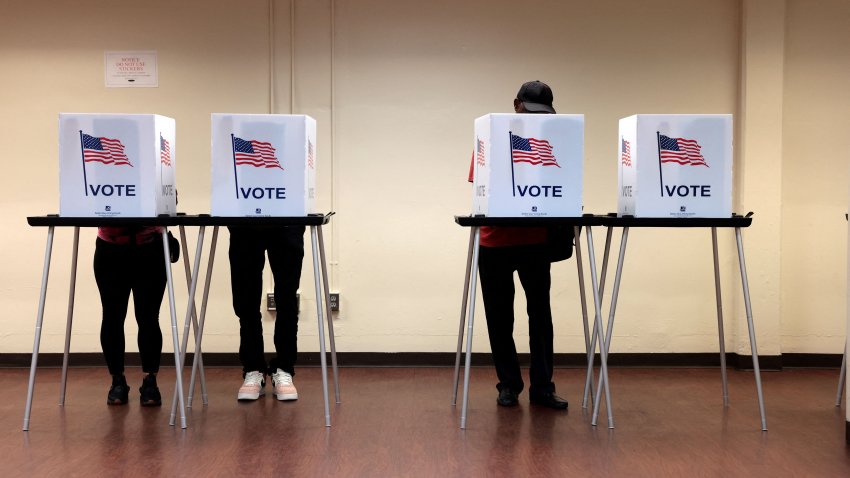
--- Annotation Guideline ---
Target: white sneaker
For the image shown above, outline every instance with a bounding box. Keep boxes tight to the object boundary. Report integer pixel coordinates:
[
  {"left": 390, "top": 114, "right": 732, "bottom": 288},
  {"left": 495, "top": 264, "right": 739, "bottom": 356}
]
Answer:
[
  {"left": 272, "top": 369, "right": 298, "bottom": 401},
  {"left": 237, "top": 371, "right": 266, "bottom": 400}
]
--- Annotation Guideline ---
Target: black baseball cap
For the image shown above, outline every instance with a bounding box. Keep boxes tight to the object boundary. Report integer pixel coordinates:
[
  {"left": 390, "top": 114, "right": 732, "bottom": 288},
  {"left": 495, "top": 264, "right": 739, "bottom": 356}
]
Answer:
[{"left": 516, "top": 80, "right": 556, "bottom": 113}]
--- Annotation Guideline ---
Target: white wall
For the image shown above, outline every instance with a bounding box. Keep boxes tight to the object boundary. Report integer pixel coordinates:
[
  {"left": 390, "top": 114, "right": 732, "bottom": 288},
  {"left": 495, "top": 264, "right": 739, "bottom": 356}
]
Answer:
[
  {"left": 0, "top": 0, "right": 275, "bottom": 353},
  {"left": 781, "top": 0, "right": 850, "bottom": 353},
  {"left": 0, "top": 0, "right": 846, "bottom": 358}
]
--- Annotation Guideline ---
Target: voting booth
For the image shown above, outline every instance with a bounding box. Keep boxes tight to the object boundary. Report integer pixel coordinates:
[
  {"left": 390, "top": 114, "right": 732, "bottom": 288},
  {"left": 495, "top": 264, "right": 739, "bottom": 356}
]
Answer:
[
  {"left": 59, "top": 114, "right": 177, "bottom": 217},
  {"left": 618, "top": 114, "right": 732, "bottom": 218},
  {"left": 211, "top": 114, "right": 316, "bottom": 217},
  {"left": 472, "top": 113, "right": 583, "bottom": 217}
]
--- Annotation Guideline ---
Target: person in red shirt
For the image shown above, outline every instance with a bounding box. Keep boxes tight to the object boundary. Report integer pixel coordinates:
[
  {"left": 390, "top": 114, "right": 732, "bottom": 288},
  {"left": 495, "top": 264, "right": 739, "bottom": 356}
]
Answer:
[{"left": 468, "top": 81, "right": 568, "bottom": 410}]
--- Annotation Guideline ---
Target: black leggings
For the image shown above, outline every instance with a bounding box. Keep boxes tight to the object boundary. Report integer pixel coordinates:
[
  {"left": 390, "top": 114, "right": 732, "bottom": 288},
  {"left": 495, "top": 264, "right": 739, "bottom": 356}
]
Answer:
[{"left": 94, "top": 238, "right": 167, "bottom": 376}]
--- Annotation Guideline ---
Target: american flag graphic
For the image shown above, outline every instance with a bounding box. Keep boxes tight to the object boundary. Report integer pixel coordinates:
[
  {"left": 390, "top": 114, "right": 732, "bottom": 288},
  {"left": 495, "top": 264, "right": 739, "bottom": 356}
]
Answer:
[
  {"left": 160, "top": 135, "right": 171, "bottom": 166},
  {"left": 621, "top": 138, "right": 631, "bottom": 167},
  {"left": 510, "top": 133, "right": 560, "bottom": 167},
  {"left": 476, "top": 138, "right": 485, "bottom": 166},
  {"left": 233, "top": 136, "right": 283, "bottom": 169},
  {"left": 659, "top": 134, "right": 708, "bottom": 167},
  {"left": 307, "top": 140, "right": 314, "bottom": 169},
  {"left": 81, "top": 133, "right": 132, "bottom": 167}
]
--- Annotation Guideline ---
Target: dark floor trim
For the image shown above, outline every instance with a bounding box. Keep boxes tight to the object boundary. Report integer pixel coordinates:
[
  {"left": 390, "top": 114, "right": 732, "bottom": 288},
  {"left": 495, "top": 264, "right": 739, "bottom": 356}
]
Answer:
[
  {"left": 780, "top": 353, "right": 846, "bottom": 368},
  {"left": 0, "top": 352, "right": 840, "bottom": 370}
]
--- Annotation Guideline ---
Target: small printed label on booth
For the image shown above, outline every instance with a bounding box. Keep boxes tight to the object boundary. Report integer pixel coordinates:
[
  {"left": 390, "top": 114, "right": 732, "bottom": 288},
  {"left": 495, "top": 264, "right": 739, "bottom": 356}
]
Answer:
[{"left": 105, "top": 51, "right": 158, "bottom": 87}]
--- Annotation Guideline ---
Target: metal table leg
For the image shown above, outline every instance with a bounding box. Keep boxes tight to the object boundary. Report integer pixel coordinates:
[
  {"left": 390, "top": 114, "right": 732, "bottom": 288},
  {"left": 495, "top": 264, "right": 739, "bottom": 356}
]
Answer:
[
  {"left": 188, "top": 226, "right": 218, "bottom": 408},
  {"left": 573, "top": 226, "right": 593, "bottom": 408},
  {"left": 23, "top": 226, "right": 55, "bottom": 431},
  {"left": 735, "top": 227, "right": 767, "bottom": 431},
  {"left": 711, "top": 227, "right": 730, "bottom": 406},
  {"left": 179, "top": 226, "right": 207, "bottom": 408},
  {"left": 460, "top": 227, "right": 481, "bottom": 430},
  {"left": 837, "top": 344, "right": 846, "bottom": 407},
  {"left": 452, "top": 228, "right": 475, "bottom": 406},
  {"left": 583, "top": 226, "right": 613, "bottom": 409},
  {"left": 170, "top": 227, "right": 205, "bottom": 426},
  {"left": 310, "top": 226, "right": 332, "bottom": 427},
  {"left": 162, "top": 229, "right": 187, "bottom": 429},
  {"left": 59, "top": 227, "right": 80, "bottom": 406},
  {"left": 589, "top": 226, "right": 619, "bottom": 429},
  {"left": 837, "top": 342, "right": 847, "bottom": 407},
  {"left": 317, "top": 225, "right": 340, "bottom": 404}
]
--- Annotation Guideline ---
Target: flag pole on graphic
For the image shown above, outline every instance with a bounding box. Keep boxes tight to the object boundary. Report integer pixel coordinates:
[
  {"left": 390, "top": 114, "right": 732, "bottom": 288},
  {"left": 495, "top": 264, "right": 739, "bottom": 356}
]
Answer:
[
  {"left": 230, "top": 134, "right": 240, "bottom": 199},
  {"left": 656, "top": 131, "right": 664, "bottom": 197},
  {"left": 79, "top": 130, "right": 89, "bottom": 196},
  {"left": 509, "top": 131, "right": 516, "bottom": 197}
]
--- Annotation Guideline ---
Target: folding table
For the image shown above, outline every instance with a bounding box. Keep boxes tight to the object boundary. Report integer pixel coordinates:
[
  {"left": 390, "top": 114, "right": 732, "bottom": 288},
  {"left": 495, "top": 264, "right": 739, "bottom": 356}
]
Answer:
[
  {"left": 587, "top": 214, "right": 767, "bottom": 430},
  {"left": 169, "top": 214, "right": 340, "bottom": 428},
  {"left": 23, "top": 215, "right": 188, "bottom": 430},
  {"left": 452, "top": 215, "right": 614, "bottom": 429}
]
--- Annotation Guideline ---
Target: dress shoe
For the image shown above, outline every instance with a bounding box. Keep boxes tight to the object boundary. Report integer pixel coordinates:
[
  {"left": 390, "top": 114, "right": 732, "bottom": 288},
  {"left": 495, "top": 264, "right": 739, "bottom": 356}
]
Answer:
[
  {"left": 530, "top": 392, "right": 568, "bottom": 410},
  {"left": 496, "top": 388, "right": 519, "bottom": 407}
]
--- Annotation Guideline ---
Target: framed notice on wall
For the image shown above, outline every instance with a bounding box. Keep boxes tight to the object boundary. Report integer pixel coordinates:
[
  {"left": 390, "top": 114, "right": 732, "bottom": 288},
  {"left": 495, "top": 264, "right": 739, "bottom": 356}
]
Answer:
[{"left": 104, "top": 51, "right": 158, "bottom": 87}]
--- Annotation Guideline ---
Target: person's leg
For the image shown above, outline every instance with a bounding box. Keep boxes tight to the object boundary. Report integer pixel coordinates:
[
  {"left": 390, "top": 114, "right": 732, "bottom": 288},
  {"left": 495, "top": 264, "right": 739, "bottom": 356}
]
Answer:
[
  {"left": 94, "top": 239, "right": 132, "bottom": 377},
  {"left": 516, "top": 247, "right": 555, "bottom": 398},
  {"left": 228, "top": 227, "right": 269, "bottom": 375},
  {"left": 478, "top": 246, "right": 524, "bottom": 396},
  {"left": 93, "top": 238, "right": 132, "bottom": 404},
  {"left": 130, "top": 240, "right": 167, "bottom": 374},
  {"left": 130, "top": 239, "right": 168, "bottom": 406},
  {"left": 266, "top": 226, "right": 305, "bottom": 378}
]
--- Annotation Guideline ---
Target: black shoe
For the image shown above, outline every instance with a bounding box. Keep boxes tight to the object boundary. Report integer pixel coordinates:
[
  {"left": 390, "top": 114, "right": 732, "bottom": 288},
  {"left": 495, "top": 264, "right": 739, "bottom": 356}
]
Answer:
[
  {"left": 530, "top": 392, "right": 568, "bottom": 410},
  {"left": 107, "top": 375, "right": 129, "bottom": 405},
  {"left": 139, "top": 374, "right": 162, "bottom": 407},
  {"left": 497, "top": 388, "right": 519, "bottom": 407}
]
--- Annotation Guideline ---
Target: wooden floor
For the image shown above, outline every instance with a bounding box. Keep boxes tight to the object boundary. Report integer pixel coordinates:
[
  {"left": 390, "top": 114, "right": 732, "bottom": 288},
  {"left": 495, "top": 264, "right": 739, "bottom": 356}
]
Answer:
[{"left": 1, "top": 366, "right": 848, "bottom": 477}]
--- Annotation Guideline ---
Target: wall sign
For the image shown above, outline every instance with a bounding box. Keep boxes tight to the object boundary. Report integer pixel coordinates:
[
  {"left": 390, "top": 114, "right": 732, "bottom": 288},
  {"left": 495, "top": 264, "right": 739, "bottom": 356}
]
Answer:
[{"left": 104, "top": 51, "right": 158, "bottom": 87}]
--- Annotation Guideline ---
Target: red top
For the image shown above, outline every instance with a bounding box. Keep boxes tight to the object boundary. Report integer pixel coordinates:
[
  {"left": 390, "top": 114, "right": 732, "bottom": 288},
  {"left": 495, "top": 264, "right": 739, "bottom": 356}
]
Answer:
[
  {"left": 97, "top": 226, "right": 163, "bottom": 245},
  {"left": 469, "top": 154, "right": 546, "bottom": 247}
]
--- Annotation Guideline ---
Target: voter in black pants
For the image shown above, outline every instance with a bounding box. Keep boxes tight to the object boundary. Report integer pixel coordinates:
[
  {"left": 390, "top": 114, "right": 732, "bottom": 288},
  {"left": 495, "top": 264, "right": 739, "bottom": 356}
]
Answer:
[
  {"left": 478, "top": 244, "right": 557, "bottom": 402},
  {"left": 229, "top": 226, "right": 304, "bottom": 402},
  {"left": 469, "top": 81, "right": 568, "bottom": 410},
  {"left": 94, "top": 227, "right": 167, "bottom": 406}
]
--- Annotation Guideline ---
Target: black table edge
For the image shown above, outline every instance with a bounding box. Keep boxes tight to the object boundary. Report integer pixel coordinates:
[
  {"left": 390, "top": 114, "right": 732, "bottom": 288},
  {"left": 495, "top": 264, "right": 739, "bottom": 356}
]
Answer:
[
  {"left": 27, "top": 213, "right": 334, "bottom": 227},
  {"left": 454, "top": 214, "right": 752, "bottom": 228}
]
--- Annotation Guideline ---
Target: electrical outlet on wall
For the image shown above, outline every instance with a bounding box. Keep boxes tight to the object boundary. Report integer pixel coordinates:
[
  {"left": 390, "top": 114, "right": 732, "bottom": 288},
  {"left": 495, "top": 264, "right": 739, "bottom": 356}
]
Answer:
[
  {"left": 267, "top": 291, "right": 300, "bottom": 312},
  {"left": 329, "top": 292, "right": 340, "bottom": 312}
]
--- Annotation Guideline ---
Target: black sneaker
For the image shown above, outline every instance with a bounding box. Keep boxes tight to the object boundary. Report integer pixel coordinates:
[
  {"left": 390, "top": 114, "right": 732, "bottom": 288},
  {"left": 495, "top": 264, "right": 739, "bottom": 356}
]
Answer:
[
  {"left": 497, "top": 387, "right": 519, "bottom": 407},
  {"left": 529, "top": 392, "right": 569, "bottom": 410},
  {"left": 107, "top": 375, "right": 129, "bottom": 405},
  {"left": 139, "top": 374, "right": 162, "bottom": 407}
]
